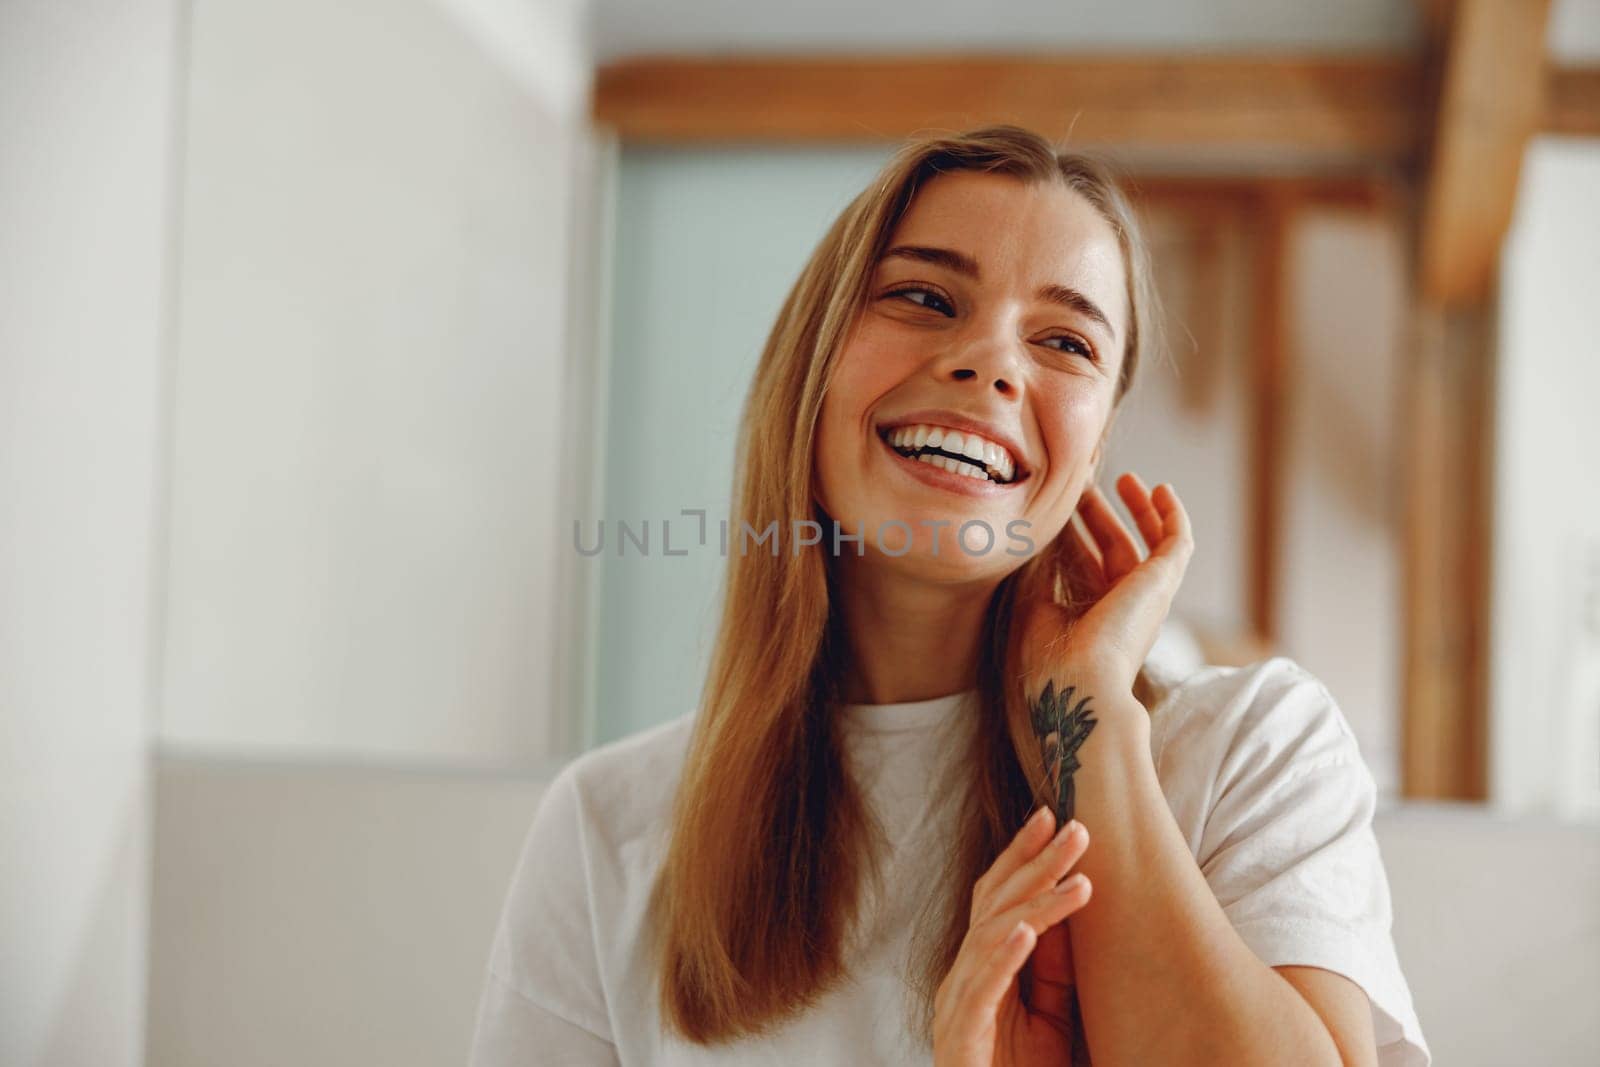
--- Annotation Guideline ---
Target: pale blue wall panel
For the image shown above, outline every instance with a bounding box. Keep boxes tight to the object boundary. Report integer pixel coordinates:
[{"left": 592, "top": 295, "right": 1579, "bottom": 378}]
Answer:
[{"left": 596, "top": 147, "right": 892, "bottom": 742}]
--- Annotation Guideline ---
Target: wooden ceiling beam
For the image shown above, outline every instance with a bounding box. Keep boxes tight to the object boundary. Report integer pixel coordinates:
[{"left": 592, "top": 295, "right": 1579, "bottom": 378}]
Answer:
[
  {"left": 594, "top": 52, "right": 1598, "bottom": 161},
  {"left": 1416, "top": 0, "right": 1554, "bottom": 306},
  {"left": 1128, "top": 175, "right": 1395, "bottom": 212},
  {"left": 593, "top": 54, "right": 1423, "bottom": 163}
]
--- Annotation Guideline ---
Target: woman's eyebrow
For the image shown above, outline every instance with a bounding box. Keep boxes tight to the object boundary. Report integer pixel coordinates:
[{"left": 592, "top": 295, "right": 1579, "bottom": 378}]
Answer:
[{"left": 880, "top": 244, "right": 1118, "bottom": 343}]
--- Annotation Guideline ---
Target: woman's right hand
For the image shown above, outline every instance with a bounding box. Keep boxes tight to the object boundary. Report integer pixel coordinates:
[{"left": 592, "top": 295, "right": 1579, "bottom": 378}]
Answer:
[{"left": 932, "top": 806, "right": 1093, "bottom": 1067}]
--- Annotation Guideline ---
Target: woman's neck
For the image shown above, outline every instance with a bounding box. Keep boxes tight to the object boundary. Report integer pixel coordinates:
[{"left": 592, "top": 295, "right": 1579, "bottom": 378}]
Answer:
[{"left": 832, "top": 555, "right": 997, "bottom": 705}]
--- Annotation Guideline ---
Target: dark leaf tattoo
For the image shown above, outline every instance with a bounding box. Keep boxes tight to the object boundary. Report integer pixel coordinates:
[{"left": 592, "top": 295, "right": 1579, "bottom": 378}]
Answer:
[{"left": 1028, "top": 679, "right": 1098, "bottom": 823}]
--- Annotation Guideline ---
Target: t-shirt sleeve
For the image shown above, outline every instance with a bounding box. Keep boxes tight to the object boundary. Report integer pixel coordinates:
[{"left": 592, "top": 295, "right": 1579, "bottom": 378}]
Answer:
[
  {"left": 1163, "top": 659, "right": 1431, "bottom": 1067},
  {"left": 470, "top": 971, "right": 620, "bottom": 1066},
  {"left": 469, "top": 764, "right": 618, "bottom": 1066}
]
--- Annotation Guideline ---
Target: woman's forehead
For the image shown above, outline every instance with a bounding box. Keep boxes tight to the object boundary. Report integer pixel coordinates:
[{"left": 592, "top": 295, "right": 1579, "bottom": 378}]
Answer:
[{"left": 883, "top": 171, "right": 1129, "bottom": 343}]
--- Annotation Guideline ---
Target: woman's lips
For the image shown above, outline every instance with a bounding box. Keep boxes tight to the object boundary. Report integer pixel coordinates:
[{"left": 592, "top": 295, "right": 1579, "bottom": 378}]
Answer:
[
  {"left": 878, "top": 432, "right": 1021, "bottom": 498},
  {"left": 882, "top": 422, "right": 1020, "bottom": 483}
]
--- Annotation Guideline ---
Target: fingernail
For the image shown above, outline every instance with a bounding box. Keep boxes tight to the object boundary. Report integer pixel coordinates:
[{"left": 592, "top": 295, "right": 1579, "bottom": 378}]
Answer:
[
  {"left": 1053, "top": 873, "right": 1088, "bottom": 895},
  {"left": 1051, "top": 819, "right": 1081, "bottom": 847},
  {"left": 1028, "top": 807, "right": 1051, "bottom": 832}
]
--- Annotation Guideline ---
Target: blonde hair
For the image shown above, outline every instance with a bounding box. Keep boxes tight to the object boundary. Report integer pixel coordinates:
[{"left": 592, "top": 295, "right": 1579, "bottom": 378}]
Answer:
[{"left": 646, "top": 124, "right": 1162, "bottom": 1046}]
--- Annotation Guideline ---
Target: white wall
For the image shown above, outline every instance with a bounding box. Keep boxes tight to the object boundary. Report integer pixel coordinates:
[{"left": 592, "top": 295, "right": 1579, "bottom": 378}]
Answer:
[
  {"left": 1050, "top": 208, "right": 1408, "bottom": 794},
  {"left": 1102, "top": 209, "right": 1252, "bottom": 666},
  {"left": 596, "top": 146, "right": 894, "bottom": 742},
  {"left": 1378, "top": 804, "right": 1600, "bottom": 1066},
  {"left": 1490, "top": 135, "right": 1600, "bottom": 819},
  {"left": 0, "top": 1, "right": 178, "bottom": 1064},
  {"left": 1279, "top": 212, "right": 1407, "bottom": 796},
  {"left": 146, "top": 757, "right": 545, "bottom": 1067},
  {"left": 157, "top": 0, "right": 590, "bottom": 768},
  {"left": 139, "top": 0, "right": 596, "bottom": 1058}
]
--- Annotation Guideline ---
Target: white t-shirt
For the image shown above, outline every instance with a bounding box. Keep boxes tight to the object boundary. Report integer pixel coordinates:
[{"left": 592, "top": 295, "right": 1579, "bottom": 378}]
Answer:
[{"left": 470, "top": 654, "right": 1430, "bottom": 1065}]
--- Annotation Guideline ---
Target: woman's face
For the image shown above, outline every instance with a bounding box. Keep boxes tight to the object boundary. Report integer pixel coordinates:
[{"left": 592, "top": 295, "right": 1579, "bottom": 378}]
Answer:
[{"left": 814, "top": 171, "right": 1129, "bottom": 583}]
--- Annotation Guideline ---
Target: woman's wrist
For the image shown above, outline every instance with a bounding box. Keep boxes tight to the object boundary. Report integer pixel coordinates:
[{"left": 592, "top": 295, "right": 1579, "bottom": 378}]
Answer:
[
  {"left": 1017, "top": 664, "right": 1151, "bottom": 824},
  {"left": 1023, "top": 663, "right": 1148, "bottom": 735}
]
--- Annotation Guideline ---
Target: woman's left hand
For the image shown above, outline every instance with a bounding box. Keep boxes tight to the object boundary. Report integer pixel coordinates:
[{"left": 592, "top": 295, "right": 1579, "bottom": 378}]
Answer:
[{"left": 1019, "top": 473, "right": 1194, "bottom": 699}]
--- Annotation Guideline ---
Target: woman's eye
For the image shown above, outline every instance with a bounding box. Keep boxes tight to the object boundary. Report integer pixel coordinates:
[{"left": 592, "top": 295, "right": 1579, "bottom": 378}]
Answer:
[
  {"left": 886, "top": 286, "right": 953, "bottom": 315},
  {"left": 1042, "top": 335, "right": 1095, "bottom": 361}
]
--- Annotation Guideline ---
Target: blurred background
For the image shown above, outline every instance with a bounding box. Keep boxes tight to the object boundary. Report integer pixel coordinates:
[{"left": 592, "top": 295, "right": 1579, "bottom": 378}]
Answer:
[{"left": 2, "top": 0, "right": 1598, "bottom": 1064}]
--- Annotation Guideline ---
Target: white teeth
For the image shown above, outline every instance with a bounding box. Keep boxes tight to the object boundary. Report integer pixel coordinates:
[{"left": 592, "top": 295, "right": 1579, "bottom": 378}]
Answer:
[
  {"left": 884, "top": 422, "right": 1020, "bottom": 483},
  {"left": 912, "top": 450, "right": 990, "bottom": 481}
]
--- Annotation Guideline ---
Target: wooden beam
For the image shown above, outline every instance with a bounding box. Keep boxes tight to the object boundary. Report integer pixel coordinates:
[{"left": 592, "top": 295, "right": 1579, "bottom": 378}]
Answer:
[
  {"left": 1400, "top": 305, "right": 1493, "bottom": 799},
  {"left": 1417, "top": 0, "right": 1553, "bottom": 306},
  {"left": 594, "top": 54, "right": 1423, "bottom": 162},
  {"left": 1127, "top": 175, "right": 1394, "bottom": 213},
  {"left": 1245, "top": 190, "right": 1296, "bottom": 647},
  {"left": 1402, "top": 0, "right": 1548, "bottom": 799},
  {"left": 1547, "top": 65, "right": 1600, "bottom": 137},
  {"left": 595, "top": 53, "right": 1599, "bottom": 155},
  {"left": 1415, "top": 0, "right": 1458, "bottom": 44}
]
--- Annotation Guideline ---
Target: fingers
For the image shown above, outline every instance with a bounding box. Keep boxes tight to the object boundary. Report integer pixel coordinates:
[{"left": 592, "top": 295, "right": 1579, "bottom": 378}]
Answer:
[
  {"left": 1076, "top": 485, "right": 1142, "bottom": 580},
  {"left": 962, "top": 921, "right": 1036, "bottom": 1035},
  {"left": 1116, "top": 472, "right": 1165, "bottom": 550},
  {"left": 979, "top": 819, "right": 1090, "bottom": 923},
  {"left": 997, "top": 872, "right": 1091, "bottom": 950},
  {"left": 1117, "top": 473, "right": 1194, "bottom": 556},
  {"left": 1080, "top": 474, "right": 1195, "bottom": 581},
  {"left": 970, "top": 806, "right": 1055, "bottom": 920},
  {"left": 1151, "top": 481, "right": 1194, "bottom": 557},
  {"left": 946, "top": 878, "right": 1095, "bottom": 1044},
  {"left": 936, "top": 821, "right": 1095, "bottom": 1061}
]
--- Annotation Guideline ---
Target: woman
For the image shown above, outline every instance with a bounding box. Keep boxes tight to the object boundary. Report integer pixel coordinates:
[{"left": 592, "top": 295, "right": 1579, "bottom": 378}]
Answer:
[{"left": 471, "top": 126, "right": 1429, "bottom": 1065}]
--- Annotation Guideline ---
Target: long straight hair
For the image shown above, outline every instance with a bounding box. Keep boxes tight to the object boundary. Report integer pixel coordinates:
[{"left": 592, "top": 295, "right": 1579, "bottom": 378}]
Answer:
[{"left": 645, "top": 125, "right": 1163, "bottom": 1047}]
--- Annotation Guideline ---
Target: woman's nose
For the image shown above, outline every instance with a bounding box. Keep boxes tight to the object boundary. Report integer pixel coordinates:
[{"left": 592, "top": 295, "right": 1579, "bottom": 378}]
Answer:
[
  {"left": 937, "top": 328, "right": 1023, "bottom": 398},
  {"left": 948, "top": 365, "right": 1016, "bottom": 396}
]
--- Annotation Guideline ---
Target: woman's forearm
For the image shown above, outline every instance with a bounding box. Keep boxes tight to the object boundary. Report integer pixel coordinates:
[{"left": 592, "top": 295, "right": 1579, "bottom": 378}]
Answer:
[{"left": 1048, "top": 681, "right": 1346, "bottom": 1066}]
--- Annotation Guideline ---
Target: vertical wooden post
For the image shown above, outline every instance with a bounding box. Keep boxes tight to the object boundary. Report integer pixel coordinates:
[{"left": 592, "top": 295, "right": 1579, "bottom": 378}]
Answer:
[
  {"left": 1402, "top": 0, "right": 1550, "bottom": 797},
  {"left": 1246, "top": 191, "right": 1295, "bottom": 647},
  {"left": 1400, "top": 301, "right": 1494, "bottom": 798}
]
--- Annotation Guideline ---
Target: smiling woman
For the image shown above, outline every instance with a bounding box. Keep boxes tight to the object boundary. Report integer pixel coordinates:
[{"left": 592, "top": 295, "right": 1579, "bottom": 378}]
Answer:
[{"left": 470, "top": 126, "right": 1430, "bottom": 1066}]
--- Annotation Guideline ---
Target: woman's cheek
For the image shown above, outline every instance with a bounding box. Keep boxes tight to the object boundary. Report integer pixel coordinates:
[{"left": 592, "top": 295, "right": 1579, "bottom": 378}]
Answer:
[{"left": 1043, "top": 385, "right": 1109, "bottom": 447}]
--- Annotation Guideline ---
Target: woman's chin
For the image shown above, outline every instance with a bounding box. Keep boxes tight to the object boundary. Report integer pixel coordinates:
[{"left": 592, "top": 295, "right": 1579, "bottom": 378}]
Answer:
[{"left": 833, "top": 534, "right": 1030, "bottom": 588}]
